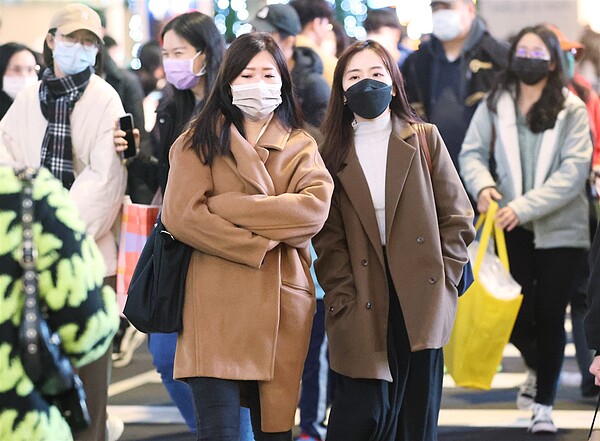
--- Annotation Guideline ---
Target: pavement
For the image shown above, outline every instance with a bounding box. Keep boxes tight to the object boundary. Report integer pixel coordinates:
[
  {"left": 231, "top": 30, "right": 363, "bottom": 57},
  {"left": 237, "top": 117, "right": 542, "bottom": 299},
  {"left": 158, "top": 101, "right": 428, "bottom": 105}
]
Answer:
[{"left": 108, "top": 322, "right": 595, "bottom": 441}]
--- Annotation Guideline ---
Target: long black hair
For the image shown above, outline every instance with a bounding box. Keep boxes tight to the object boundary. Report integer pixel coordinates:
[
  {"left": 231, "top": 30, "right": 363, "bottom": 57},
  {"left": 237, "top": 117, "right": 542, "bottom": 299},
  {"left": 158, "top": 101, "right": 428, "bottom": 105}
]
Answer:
[
  {"left": 0, "top": 43, "right": 40, "bottom": 90},
  {"left": 487, "top": 25, "right": 566, "bottom": 133},
  {"left": 160, "top": 11, "right": 225, "bottom": 137},
  {"left": 190, "top": 32, "right": 303, "bottom": 165},
  {"left": 320, "top": 40, "right": 421, "bottom": 175}
]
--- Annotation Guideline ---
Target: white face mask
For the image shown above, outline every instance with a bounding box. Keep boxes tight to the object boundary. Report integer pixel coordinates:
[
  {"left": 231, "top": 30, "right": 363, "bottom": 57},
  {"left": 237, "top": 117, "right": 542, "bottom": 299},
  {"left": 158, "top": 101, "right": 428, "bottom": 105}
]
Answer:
[
  {"left": 231, "top": 81, "right": 282, "bottom": 121},
  {"left": 432, "top": 9, "right": 462, "bottom": 42},
  {"left": 3, "top": 75, "right": 38, "bottom": 99}
]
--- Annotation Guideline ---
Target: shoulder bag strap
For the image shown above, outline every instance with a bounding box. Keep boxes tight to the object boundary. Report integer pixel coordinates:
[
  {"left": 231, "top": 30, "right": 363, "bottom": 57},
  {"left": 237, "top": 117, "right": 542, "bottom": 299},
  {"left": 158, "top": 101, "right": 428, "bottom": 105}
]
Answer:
[
  {"left": 590, "top": 392, "right": 600, "bottom": 440},
  {"left": 416, "top": 123, "right": 433, "bottom": 175}
]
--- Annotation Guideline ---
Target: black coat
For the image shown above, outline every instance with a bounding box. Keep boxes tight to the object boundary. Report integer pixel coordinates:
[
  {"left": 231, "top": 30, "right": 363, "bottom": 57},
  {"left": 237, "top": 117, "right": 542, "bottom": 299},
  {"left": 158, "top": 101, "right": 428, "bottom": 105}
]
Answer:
[
  {"left": 152, "top": 86, "right": 198, "bottom": 196},
  {"left": 291, "top": 46, "right": 330, "bottom": 128}
]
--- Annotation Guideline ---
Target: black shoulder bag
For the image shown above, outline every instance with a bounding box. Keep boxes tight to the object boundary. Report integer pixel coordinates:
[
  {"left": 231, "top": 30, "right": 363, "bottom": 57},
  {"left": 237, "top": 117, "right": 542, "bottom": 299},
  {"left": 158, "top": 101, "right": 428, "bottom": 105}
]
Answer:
[
  {"left": 123, "top": 211, "right": 192, "bottom": 333},
  {"left": 17, "top": 168, "right": 91, "bottom": 432}
]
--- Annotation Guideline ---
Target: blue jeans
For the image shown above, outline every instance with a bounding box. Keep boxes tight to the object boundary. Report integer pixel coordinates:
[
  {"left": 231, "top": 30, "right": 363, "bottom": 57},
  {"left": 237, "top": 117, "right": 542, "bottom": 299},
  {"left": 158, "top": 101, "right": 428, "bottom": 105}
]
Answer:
[
  {"left": 188, "top": 377, "right": 291, "bottom": 441},
  {"left": 148, "top": 332, "right": 254, "bottom": 440}
]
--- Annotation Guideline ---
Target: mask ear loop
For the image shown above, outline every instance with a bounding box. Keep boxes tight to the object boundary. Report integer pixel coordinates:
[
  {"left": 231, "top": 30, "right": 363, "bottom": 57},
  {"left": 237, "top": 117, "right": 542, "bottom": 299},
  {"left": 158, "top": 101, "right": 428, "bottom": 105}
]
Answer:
[{"left": 191, "top": 50, "right": 206, "bottom": 77}]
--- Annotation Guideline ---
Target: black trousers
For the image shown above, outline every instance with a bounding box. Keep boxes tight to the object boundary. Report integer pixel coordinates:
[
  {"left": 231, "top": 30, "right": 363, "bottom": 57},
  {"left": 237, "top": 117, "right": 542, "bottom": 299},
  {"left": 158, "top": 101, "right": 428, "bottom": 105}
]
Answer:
[
  {"left": 326, "top": 273, "right": 443, "bottom": 441},
  {"left": 506, "top": 227, "right": 585, "bottom": 405},
  {"left": 188, "top": 377, "right": 292, "bottom": 441}
]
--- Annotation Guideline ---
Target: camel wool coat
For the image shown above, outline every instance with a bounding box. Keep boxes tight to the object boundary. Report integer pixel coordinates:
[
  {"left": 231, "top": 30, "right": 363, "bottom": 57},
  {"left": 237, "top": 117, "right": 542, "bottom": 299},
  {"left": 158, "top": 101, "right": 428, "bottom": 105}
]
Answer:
[
  {"left": 161, "top": 117, "right": 333, "bottom": 432},
  {"left": 313, "top": 119, "right": 475, "bottom": 382}
]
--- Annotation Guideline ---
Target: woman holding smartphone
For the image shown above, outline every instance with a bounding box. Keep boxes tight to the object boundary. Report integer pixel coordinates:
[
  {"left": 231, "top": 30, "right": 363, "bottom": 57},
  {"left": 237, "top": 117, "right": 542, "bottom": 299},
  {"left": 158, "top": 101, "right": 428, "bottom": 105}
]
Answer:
[{"left": 0, "top": 4, "right": 126, "bottom": 440}]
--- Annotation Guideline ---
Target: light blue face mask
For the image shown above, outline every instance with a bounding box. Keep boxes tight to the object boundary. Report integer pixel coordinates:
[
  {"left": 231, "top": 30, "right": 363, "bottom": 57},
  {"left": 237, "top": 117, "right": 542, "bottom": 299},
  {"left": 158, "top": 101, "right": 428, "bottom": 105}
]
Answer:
[{"left": 53, "top": 40, "right": 98, "bottom": 76}]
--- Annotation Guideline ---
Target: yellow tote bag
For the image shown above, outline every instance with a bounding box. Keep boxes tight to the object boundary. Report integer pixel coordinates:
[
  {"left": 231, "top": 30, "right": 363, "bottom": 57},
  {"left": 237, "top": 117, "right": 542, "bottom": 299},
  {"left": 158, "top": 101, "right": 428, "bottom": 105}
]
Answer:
[{"left": 444, "top": 201, "right": 523, "bottom": 390}]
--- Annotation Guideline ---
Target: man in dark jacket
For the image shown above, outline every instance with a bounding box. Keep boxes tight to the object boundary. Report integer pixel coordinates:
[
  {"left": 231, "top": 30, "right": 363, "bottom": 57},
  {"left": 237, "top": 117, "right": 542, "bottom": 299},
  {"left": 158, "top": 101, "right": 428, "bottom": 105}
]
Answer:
[{"left": 402, "top": 0, "right": 507, "bottom": 170}]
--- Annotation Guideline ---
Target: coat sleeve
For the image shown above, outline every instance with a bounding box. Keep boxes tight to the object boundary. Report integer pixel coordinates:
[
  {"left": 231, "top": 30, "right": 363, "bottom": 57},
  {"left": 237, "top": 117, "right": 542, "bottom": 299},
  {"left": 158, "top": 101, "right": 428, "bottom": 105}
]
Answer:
[
  {"left": 458, "top": 100, "right": 498, "bottom": 200},
  {"left": 205, "top": 138, "right": 334, "bottom": 248},
  {"left": 68, "top": 93, "right": 127, "bottom": 240},
  {"left": 508, "top": 105, "right": 592, "bottom": 224},
  {"left": 0, "top": 90, "right": 30, "bottom": 167},
  {"left": 312, "top": 190, "right": 358, "bottom": 306},
  {"left": 428, "top": 124, "right": 476, "bottom": 286},
  {"left": 161, "top": 134, "right": 271, "bottom": 268}
]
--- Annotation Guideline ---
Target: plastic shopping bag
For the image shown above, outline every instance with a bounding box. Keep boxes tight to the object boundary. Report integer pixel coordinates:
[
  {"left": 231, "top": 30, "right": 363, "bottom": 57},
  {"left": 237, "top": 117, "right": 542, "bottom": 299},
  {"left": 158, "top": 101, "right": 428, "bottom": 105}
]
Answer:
[
  {"left": 444, "top": 201, "right": 523, "bottom": 390},
  {"left": 116, "top": 200, "right": 160, "bottom": 311}
]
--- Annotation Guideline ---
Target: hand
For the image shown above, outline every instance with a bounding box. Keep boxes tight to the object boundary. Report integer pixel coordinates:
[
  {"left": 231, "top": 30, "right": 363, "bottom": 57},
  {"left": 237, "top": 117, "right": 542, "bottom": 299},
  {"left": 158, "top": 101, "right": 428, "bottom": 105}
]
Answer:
[
  {"left": 113, "top": 119, "right": 140, "bottom": 153},
  {"left": 590, "top": 355, "right": 600, "bottom": 386},
  {"left": 477, "top": 187, "right": 502, "bottom": 213},
  {"left": 495, "top": 206, "right": 520, "bottom": 231},
  {"left": 595, "top": 175, "right": 600, "bottom": 199}
]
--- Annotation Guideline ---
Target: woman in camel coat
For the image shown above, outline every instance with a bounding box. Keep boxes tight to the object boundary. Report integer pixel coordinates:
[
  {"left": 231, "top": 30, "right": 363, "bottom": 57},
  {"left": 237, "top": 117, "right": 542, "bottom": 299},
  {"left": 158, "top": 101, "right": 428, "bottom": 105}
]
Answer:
[{"left": 161, "top": 33, "right": 333, "bottom": 440}]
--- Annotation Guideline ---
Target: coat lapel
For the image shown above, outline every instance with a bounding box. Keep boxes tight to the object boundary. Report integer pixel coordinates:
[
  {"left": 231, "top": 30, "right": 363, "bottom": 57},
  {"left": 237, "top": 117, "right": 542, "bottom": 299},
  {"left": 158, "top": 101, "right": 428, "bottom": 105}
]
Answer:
[
  {"left": 230, "top": 124, "right": 276, "bottom": 196},
  {"left": 337, "top": 118, "right": 416, "bottom": 266},
  {"left": 385, "top": 119, "right": 417, "bottom": 243},
  {"left": 337, "top": 147, "right": 383, "bottom": 263}
]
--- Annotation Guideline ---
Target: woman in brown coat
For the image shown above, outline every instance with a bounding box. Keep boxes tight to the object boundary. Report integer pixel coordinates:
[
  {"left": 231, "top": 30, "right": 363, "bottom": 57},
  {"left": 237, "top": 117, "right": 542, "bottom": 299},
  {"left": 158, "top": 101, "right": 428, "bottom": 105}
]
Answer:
[
  {"left": 313, "top": 41, "right": 475, "bottom": 441},
  {"left": 161, "top": 33, "right": 333, "bottom": 441}
]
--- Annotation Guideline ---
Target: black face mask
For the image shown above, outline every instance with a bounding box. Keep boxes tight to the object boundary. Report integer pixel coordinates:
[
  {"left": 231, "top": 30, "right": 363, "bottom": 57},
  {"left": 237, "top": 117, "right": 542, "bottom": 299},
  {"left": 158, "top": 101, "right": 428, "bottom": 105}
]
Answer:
[
  {"left": 510, "top": 56, "right": 551, "bottom": 85},
  {"left": 344, "top": 78, "right": 393, "bottom": 120}
]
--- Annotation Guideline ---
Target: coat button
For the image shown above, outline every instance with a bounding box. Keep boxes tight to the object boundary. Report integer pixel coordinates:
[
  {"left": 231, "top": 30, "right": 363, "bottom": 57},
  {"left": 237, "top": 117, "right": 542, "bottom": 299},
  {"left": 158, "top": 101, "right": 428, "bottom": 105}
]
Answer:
[
  {"left": 361, "top": 259, "right": 368, "bottom": 267},
  {"left": 428, "top": 277, "right": 437, "bottom": 284},
  {"left": 366, "top": 302, "right": 372, "bottom": 309},
  {"left": 329, "top": 306, "right": 335, "bottom": 312},
  {"left": 416, "top": 236, "right": 425, "bottom": 244}
]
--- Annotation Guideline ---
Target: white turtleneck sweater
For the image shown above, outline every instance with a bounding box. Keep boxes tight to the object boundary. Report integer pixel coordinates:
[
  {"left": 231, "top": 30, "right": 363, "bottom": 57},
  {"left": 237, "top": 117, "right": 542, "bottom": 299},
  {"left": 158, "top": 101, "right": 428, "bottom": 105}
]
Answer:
[{"left": 354, "top": 110, "right": 392, "bottom": 245}]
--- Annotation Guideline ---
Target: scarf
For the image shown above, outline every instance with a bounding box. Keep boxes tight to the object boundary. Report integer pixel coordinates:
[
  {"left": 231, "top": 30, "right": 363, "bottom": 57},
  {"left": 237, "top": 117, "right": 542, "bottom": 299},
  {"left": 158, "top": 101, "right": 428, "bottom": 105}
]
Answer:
[{"left": 39, "top": 66, "right": 92, "bottom": 189}]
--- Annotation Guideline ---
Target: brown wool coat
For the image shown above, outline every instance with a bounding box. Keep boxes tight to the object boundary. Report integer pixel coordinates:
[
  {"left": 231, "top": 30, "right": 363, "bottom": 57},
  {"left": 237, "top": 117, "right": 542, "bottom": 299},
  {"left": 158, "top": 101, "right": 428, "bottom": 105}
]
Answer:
[
  {"left": 161, "top": 118, "right": 334, "bottom": 432},
  {"left": 313, "top": 119, "right": 475, "bottom": 382}
]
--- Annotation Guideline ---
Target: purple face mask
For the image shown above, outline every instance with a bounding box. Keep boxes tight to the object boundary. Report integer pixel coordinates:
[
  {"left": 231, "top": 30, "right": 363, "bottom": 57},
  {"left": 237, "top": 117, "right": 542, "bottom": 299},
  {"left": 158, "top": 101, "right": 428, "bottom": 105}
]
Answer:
[{"left": 163, "top": 51, "right": 205, "bottom": 90}]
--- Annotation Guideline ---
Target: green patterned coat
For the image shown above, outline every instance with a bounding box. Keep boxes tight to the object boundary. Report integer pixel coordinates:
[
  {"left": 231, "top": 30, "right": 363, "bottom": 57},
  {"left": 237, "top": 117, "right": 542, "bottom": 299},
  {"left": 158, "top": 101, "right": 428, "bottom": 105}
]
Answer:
[{"left": 0, "top": 166, "right": 119, "bottom": 441}]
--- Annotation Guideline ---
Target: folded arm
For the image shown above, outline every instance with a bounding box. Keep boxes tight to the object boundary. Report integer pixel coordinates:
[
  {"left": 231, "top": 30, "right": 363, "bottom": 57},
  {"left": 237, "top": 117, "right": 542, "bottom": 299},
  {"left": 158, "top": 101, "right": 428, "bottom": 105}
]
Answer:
[
  {"left": 207, "top": 147, "right": 333, "bottom": 248},
  {"left": 161, "top": 134, "right": 271, "bottom": 268}
]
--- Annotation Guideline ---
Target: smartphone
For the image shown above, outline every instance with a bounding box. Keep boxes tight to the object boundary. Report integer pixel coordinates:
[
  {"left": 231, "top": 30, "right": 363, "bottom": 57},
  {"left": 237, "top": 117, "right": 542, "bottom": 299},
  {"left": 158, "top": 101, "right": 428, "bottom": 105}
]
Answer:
[{"left": 119, "top": 113, "right": 137, "bottom": 159}]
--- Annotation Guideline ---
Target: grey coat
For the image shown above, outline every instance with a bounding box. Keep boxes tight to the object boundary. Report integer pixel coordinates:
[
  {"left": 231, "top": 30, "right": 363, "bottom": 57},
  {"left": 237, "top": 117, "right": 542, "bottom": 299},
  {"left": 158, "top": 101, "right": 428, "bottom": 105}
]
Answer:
[{"left": 459, "top": 89, "right": 592, "bottom": 249}]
